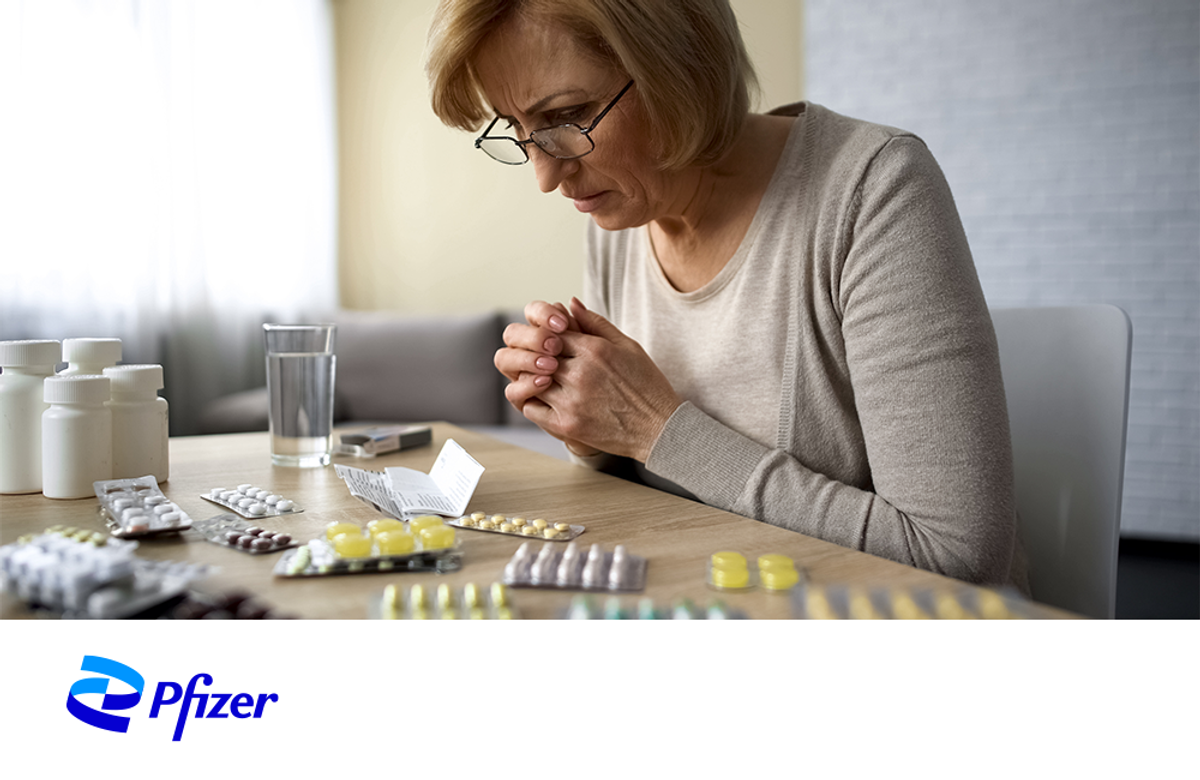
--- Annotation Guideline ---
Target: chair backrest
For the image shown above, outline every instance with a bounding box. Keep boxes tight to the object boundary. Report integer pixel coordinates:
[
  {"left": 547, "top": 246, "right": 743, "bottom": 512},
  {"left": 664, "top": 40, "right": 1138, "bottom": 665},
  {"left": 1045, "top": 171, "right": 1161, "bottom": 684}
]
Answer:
[{"left": 991, "top": 305, "right": 1132, "bottom": 619}]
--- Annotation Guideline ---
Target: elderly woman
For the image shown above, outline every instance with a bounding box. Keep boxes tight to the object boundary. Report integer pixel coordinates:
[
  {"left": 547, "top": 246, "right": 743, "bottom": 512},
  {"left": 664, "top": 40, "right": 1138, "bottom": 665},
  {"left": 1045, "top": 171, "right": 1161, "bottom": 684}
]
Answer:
[{"left": 426, "top": 0, "right": 1026, "bottom": 588}]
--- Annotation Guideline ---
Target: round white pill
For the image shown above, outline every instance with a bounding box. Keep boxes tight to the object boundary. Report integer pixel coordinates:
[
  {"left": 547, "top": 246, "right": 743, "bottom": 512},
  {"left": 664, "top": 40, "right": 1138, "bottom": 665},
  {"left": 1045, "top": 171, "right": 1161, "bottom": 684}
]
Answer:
[
  {"left": 248, "top": 503, "right": 266, "bottom": 516},
  {"left": 254, "top": 489, "right": 270, "bottom": 500},
  {"left": 275, "top": 500, "right": 294, "bottom": 512},
  {"left": 237, "top": 498, "right": 254, "bottom": 509},
  {"left": 237, "top": 484, "right": 252, "bottom": 494},
  {"left": 210, "top": 488, "right": 224, "bottom": 498},
  {"left": 264, "top": 495, "right": 280, "bottom": 506}
]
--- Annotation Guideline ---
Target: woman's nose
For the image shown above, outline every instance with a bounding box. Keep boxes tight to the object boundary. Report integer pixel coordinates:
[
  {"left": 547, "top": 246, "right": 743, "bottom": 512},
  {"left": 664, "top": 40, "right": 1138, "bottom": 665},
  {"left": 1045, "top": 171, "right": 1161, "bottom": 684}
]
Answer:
[{"left": 532, "top": 151, "right": 579, "bottom": 194}]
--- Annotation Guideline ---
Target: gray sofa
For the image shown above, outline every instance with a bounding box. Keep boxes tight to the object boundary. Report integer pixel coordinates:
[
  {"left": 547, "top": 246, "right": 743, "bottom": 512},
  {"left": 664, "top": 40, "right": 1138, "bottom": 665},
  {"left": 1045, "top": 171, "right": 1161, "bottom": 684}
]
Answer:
[{"left": 198, "top": 310, "right": 569, "bottom": 461}]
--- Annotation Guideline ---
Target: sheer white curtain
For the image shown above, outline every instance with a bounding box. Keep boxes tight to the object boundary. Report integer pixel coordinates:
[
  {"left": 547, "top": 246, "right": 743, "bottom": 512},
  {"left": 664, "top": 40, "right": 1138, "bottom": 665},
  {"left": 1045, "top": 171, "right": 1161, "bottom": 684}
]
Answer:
[{"left": 0, "top": 0, "right": 337, "bottom": 433}]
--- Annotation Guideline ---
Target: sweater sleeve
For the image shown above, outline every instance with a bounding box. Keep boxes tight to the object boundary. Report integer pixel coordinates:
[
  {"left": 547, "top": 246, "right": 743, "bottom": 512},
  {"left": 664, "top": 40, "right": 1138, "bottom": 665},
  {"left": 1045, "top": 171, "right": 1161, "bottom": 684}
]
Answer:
[{"left": 646, "top": 137, "right": 1018, "bottom": 586}]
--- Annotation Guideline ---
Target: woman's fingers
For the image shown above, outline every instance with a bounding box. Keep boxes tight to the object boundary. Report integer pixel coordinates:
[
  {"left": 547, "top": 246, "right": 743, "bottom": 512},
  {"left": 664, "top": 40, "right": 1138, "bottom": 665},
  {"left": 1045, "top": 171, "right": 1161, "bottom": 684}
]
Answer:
[
  {"left": 495, "top": 345, "right": 557, "bottom": 383},
  {"left": 504, "top": 371, "right": 553, "bottom": 410}
]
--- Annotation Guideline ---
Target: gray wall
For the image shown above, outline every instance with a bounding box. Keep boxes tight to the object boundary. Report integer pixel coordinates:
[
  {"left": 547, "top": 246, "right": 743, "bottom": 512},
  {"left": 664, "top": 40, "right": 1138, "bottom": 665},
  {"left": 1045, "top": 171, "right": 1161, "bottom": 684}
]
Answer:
[{"left": 805, "top": 0, "right": 1199, "bottom": 540}]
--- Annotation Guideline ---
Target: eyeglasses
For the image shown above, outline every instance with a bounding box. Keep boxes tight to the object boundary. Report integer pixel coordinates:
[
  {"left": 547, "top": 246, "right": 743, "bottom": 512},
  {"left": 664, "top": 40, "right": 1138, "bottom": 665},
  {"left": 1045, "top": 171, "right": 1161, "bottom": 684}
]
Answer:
[{"left": 475, "top": 80, "right": 634, "bottom": 165}]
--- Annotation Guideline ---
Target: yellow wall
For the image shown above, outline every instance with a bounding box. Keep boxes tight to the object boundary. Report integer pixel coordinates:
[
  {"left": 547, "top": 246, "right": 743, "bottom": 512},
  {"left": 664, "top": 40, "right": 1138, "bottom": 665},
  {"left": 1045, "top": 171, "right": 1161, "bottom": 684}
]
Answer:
[{"left": 334, "top": 0, "right": 804, "bottom": 313}]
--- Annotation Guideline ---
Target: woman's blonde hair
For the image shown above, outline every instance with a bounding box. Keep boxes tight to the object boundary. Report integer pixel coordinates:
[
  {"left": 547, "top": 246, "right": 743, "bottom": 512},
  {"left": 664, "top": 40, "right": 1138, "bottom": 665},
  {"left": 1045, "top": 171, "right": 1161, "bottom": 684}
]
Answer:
[{"left": 425, "top": 0, "right": 758, "bottom": 170}]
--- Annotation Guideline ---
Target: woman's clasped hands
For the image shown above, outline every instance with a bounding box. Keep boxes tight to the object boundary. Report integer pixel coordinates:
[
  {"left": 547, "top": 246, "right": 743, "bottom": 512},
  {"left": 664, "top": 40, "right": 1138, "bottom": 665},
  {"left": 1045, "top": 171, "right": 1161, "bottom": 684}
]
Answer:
[{"left": 495, "top": 298, "right": 682, "bottom": 463}]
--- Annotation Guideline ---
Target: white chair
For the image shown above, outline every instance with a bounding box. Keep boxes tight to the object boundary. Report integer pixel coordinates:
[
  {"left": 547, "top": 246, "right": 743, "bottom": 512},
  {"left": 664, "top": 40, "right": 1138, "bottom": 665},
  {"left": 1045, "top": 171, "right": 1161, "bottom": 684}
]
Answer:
[{"left": 990, "top": 305, "right": 1132, "bottom": 619}]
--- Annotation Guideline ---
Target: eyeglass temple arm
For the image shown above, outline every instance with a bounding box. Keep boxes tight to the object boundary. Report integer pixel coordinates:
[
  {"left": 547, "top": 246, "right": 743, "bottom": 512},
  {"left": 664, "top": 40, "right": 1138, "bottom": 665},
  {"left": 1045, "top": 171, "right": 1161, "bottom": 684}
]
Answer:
[{"left": 583, "top": 80, "right": 634, "bottom": 136}]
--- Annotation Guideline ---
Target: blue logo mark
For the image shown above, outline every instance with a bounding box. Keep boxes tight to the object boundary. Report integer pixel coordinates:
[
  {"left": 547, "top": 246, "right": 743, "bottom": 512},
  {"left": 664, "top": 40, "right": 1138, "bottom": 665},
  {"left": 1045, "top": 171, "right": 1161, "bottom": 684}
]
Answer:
[
  {"left": 65, "top": 656, "right": 279, "bottom": 740},
  {"left": 66, "top": 655, "right": 145, "bottom": 733}
]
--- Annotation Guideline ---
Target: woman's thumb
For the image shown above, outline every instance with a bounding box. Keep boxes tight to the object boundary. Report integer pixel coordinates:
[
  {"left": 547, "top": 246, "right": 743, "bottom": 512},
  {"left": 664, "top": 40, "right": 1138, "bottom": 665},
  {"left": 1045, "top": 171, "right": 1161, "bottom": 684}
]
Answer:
[{"left": 569, "top": 297, "right": 622, "bottom": 339}]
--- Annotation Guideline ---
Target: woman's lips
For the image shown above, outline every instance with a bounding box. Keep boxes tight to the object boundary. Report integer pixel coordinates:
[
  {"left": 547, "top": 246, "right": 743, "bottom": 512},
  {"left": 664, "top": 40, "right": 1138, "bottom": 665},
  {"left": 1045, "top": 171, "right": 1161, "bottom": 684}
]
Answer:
[{"left": 570, "top": 191, "right": 608, "bottom": 213}]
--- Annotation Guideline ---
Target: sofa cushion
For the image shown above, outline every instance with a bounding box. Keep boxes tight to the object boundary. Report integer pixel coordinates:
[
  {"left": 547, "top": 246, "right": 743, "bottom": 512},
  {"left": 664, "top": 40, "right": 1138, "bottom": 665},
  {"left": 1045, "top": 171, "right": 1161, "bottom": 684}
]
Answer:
[{"left": 333, "top": 310, "right": 506, "bottom": 426}]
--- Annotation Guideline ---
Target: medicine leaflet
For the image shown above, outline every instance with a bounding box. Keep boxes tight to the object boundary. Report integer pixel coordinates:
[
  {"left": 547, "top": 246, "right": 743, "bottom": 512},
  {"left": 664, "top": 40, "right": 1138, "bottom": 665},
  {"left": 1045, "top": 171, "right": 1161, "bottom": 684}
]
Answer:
[{"left": 334, "top": 439, "right": 484, "bottom": 520}]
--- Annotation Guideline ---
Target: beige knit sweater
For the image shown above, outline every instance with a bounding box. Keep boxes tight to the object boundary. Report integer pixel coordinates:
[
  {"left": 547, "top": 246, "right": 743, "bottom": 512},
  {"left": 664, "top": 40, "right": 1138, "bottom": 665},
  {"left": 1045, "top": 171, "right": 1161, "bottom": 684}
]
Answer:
[{"left": 582, "top": 102, "right": 1026, "bottom": 588}]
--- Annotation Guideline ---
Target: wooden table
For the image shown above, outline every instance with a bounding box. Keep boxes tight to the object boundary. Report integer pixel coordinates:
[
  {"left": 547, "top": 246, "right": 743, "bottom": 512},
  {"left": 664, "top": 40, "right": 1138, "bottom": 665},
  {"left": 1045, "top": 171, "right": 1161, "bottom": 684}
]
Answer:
[{"left": 1, "top": 424, "right": 1072, "bottom": 619}]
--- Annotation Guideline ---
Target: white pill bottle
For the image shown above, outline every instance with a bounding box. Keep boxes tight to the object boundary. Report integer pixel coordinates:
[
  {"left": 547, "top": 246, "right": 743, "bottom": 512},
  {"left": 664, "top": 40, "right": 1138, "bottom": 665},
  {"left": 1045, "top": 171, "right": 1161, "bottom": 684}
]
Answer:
[
  {"left": 104, "top": 364, "right": 169, "bottom": 483},
  {"left": 42, "top": 375, "right": 113, "bottom": 499},
  {"left": 0, "top": 340, "right": 62, "bottom": 494},
  {"left": 60, "top": 337, "right": 122, "bottom": 376}
]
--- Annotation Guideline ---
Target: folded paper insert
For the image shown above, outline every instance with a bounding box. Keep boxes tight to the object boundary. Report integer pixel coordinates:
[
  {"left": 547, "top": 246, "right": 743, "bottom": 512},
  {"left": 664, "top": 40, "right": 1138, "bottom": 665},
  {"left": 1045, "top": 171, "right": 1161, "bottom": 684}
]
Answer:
[{"left": 334, "top": 438, "right": 484, "bottom": 520}]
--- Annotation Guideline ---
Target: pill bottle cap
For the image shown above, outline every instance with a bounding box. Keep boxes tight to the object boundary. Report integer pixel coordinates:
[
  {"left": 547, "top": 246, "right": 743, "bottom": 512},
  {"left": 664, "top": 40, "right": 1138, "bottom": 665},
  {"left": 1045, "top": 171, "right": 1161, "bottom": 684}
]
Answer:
[
  {"left": 44, "top": 375, "right": 111, "bottom": 405},
  {"left": 0, "top": 339, "right": 61, "bottom": 368},
  {"left": 62, "top": 338, "right": 122, "bottom": 366},
  {"left": 103, "top": 364, "right": 164, "bottom": 395}
]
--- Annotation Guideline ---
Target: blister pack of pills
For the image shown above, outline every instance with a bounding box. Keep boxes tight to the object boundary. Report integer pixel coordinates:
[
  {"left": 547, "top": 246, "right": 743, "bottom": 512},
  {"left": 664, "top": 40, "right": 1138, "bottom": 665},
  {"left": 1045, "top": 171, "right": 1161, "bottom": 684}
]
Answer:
[
  {"left": 94, "top": 476, "right": 193, "bottom": 538},
  {"left": 192, "top": 514, "right": 297, "bottom": 555},
  {"left": 369, "top": 582, "right": 518, "bottom": 620},
  {"left": 562, "top": 595, "right": 746, "bottom": 620},
  {"left": 274, "top": 517, "right": 462, "bottom": 578},
  {"left": 503, "top": 541, "right": 647, "bottom": 592},
  {"left": 167, "top": 588, "right": 298, "bottom": 620},
  {"left": 201, "top": 484, "right": 301, "bottom": 518},
  {"left": 706, "top": 551, "right": 804, "bottom": 593},
  {"left": 790, "top": 582, "right": 1033, "bottom": 620},
  {"left": 449, "top": 512, "right": 584, "bottom": 542},
  {"left": 0, "top": 526, "right": 214, "bottom": 619}
]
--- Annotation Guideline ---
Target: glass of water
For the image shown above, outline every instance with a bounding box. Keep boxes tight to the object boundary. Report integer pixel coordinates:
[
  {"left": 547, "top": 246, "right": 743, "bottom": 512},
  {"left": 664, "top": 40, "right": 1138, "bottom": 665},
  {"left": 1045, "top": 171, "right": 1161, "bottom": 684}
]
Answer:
[{"left": 263, "top": 323, "right": 337, "bottom": 467}]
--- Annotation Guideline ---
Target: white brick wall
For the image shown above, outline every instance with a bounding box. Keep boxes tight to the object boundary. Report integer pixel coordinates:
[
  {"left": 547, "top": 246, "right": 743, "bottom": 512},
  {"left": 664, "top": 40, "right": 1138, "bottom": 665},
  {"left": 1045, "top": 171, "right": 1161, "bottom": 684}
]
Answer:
[{"left": 805, "top": 0, "right": 1199, "bottom": 540}]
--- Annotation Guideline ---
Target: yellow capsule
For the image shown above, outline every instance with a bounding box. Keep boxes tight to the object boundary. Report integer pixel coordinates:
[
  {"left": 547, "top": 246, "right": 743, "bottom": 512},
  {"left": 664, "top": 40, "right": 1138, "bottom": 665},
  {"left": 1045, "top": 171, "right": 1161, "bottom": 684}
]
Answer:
[
  {"left": 711, "top": 551, "right": 747, "bottom": 571},
  {"left": 510, "top": 517, "right": 527, "bottom": 528},
  {"left": 847, "top": 588, "right": 883, "bottom": 620},
  {"left": 760, "top": 566, "right": 800, "bottom": 592},
  {"left": 935, "top": 592, "right": 975, "bottom": 620},
  {"left": 409, "top": 515, "right": 444, "bottom": 535},
  {"left": 805, "top": 587, "right": 839, "bottom": 619},
  {"left": 890, "top": 591, "right": 930, "bottom": 620},
  {"left": 333, "top": 532, "right": 372, "bottom": 558},
  {"left": 375, "top": 530, "right": 415, "bottom": 556},
  {"left": 381, "top": 584, "right": 399, "bottom": 620},
  {"left": 419, "top": 525, "right": 455, "bottom": 550},
  {"left": 711, "top": 566, "right": 750, "bottom": 589},
  {"left": 325, "top": 521, "right": 362, "bottom": 541},
  {"left": 532, "top": 518, "right": 548, "bottom": 530},
  {"left": 367, "top": 518, "right": 405, "bottom": 538},
  {"left": 437, "top": 583, "right": 456, "bottom": 611},
  {"left": 976, "top": 589, "right": 1014, "bottom": 620},
  {"left": 757, "top": 553, "right": 794, "bottom": 571},
  {"left": 490, "top": 582, "right": 510, "bottom": 608},
  {"left": 409, "top": 584, "right": 428, "bottom": 609},
  {"left": 462, "top": 583, "right": 482, "bottom": 609}
]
